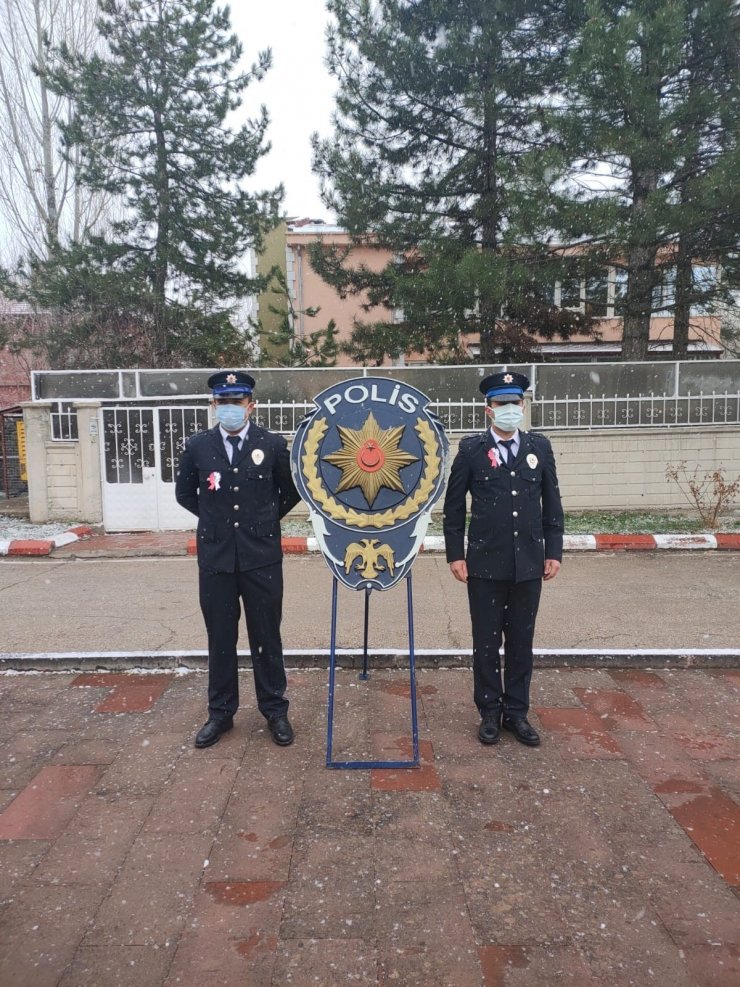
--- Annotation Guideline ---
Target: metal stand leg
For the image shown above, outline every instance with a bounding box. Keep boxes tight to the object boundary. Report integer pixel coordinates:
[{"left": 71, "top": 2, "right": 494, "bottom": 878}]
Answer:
[
  {"left": 359, "top": 586, "right": 371, "bottom": 680},
  {"left": 326, "top": 574, "right": 420, "bottom": 770}
]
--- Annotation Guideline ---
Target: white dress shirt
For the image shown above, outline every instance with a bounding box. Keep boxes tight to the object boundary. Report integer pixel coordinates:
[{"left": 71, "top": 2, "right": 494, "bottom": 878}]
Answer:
[
  {"left": 219, "top": 423, "right": 250, "bottom": 462},
  {"left": 490, "top": 427, "right": 521, "bottom": 464}
]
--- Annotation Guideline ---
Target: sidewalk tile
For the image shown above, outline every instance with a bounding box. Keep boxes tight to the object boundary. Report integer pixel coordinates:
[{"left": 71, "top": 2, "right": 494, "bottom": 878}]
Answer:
[
  {"left": 72, "top": 673, "right": 174, "bottom": 713},
  {"left": 0, "top": 885, "right": 105, "bottom": 987},
  {"left": 573, "top": 687, "right": 656, "bottom": 732},
  {"left": 0, "top": 839, "right": 51, "bottom": 898},
  {"left": 479, "top": 943, "right": 597, "bottom": 986},
  {"left": 143, "top": 757, "right": 239, "bottom": 835},
  {"left": 534, "top": 707, "right": 623, "bottom": 758},
  {"left": 371, "top": 762, "right": 441, "bottom": 791},
  {"left": 165, "top": 929, "right": 275, "bottom": 987},
  {"left": 378, "top": 944, "right": 482, "bottom": 987},
  {"left": 272, "top": 939, "right": 377, "bottom": 987},
  {"left": 92, "top": 732, "right": 187, "bottom": 796},
  {"left": 0, "top": 764, "right": 101, "bottom": 840},
  {"left": 683, "top": 946, "right": 740, "bottom": 987},
  {"left": 83, "top": 833, "right": 212, "bottom": 946},
  {"left": 668, "top": 786, "right": 740, "bottom": 887},
  {"left": 57, "top": 945, "right": 175, "bottom": 987},
  {"left": 281, "top": 874, "right": 376, "bottom": 939},
  {"left": 33, "top": 795, "right": 153, "bottom": 886}
]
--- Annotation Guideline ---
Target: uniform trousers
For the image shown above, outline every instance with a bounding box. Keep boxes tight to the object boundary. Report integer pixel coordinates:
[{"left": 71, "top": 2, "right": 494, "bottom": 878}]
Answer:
[
  {"left": 199, "top": 562, "right": 289, "bottom": 722},
  {"left": 467, "top": 576, "right": 543, "bottom": 720}
]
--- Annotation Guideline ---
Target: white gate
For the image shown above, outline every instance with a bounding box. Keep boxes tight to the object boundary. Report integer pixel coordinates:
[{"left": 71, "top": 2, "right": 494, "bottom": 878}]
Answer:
[{"left": 100, "top": 405, "right": 210, "bottom": 531}]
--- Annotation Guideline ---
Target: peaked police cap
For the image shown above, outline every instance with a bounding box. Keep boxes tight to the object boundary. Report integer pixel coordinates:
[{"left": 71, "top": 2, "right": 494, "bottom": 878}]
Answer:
[
  {"left": 207, "top": 370, "right": 255, "bottom": 396},
  {"left": 479, "top": 371, "right": 530, "bottom": 401}
]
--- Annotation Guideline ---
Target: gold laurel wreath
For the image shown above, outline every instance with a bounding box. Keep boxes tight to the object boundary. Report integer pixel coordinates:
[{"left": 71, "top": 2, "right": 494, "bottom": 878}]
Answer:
[{"left": 301, "top": 416, "right": 441, "bottom": 529}]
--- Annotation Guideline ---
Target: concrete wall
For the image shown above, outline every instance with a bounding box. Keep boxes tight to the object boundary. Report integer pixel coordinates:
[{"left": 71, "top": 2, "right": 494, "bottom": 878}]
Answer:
[
  {"left": 22, "top": 401, "right": 102, "bottom": 523},
  {"left": 283, "top": 425, "right": 740, "bottom": 520},
  {"left": 551, "top": 426, "right": 740, "bottom": 512}
]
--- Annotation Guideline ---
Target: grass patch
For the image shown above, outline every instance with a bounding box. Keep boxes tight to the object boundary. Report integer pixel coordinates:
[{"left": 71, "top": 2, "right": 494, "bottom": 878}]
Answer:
[
  {"left": 563, "top": 511, "right": 740, "bottom": 534},
  {"left": 283, "top": 510, "right": 740, "bottom": 537}
]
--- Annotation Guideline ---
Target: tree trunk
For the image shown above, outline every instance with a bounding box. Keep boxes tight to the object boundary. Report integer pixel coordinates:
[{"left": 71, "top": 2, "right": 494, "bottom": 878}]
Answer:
[
  {"left": 673, "top": 237, "right": 693, "bottom": 359},
  {"left": 32, "top": 0, "right": 59, "bottom": 249},
  {"left": 622, "top": 163, "right": 658, "bottom": 361}
]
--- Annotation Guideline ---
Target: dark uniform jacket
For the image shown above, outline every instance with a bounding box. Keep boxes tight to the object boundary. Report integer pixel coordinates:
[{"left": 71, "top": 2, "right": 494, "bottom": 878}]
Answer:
[
  {"left": 443, "top": 429, "right": 564, "bottom": 582},
  {"left": 175, "top": 424, "right": 300, "bottom": 573}
]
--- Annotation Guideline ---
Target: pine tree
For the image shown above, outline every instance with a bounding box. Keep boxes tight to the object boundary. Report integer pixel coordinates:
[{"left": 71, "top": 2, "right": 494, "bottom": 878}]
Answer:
[
  {"left": 2, "top": 0, "right": 281, "bottom": 368},
  {"left": 312, "top": 0, "right": 591, "bottom": 364},
  {"left": 556, "top": 0, "right": 740, "bottom": 360},
  {"left": 668, "top": 1, "right": 740, "bottom": 358}
]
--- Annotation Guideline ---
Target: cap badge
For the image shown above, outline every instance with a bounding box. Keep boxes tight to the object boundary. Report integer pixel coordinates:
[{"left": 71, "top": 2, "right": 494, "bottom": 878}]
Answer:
[
  {"left": 526, "top": 453, "right": 538, "bottom": 468},
  {"left": 251, "top": 448, "right": 264, "bottom": 465},
  {"left": 225, "top": 373, "right": 237, "bottom": 384},
  {"left": 503, "top": 374, "right": 513, "bottom": 383}
]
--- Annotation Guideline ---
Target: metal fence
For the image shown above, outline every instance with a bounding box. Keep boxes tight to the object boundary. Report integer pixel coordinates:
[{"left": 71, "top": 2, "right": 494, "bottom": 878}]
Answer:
[
  {"left": 531, "top": 391, "right": 740, "bottom": 430},
  {"left": 248, "top": 394, "right": 740, "bottom": 434}
]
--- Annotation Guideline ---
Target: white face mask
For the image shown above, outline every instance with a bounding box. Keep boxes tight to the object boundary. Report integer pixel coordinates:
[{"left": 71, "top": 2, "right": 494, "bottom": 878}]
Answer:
[
  {"left": 215, "top": 403, "right": 248, "bottom": 431},
  {"left": 491, "top": 403, "right": 524, "bottom": 432}
]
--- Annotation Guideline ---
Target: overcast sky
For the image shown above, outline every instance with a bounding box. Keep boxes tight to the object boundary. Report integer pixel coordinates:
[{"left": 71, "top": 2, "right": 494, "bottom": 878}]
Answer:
[{"left": 230, "top": 0, "right": 338, "bottom": 223}]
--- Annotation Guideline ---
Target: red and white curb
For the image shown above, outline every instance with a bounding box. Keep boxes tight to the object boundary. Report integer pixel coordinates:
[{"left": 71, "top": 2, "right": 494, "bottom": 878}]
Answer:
[
  {"left": 0, "top": 525, "right": 94, "bottom": 557},
  {"left": 286, "top": 533, "right": 737, "bottom": 554},
  {"left": 184, "top": 533, "right": 739, "bottom": 555}
]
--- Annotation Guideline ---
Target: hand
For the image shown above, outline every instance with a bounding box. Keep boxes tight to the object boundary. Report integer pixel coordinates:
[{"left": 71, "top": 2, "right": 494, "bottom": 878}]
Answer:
[
  {"left": 449, "top": 560, "right": 468, "bottom": 583},
  {"left": 543, "top": 559, "right": 561, "bottom": 581}
]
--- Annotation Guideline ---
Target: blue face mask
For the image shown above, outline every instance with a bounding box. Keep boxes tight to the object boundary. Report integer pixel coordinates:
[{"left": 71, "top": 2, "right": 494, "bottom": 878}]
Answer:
[
  {"left": 491, "top": 403, "right": 524, "bottom": 432},
  {"left": 215, "top": 403, "right": 247, "bottom": 432}
]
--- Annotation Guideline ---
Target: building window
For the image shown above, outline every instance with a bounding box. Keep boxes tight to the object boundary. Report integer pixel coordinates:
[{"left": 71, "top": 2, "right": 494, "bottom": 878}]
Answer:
[
  {"left": 560, "top": 271, "right": 582, "bottom": 310},
  {"left": 613, "top": 267, "right": 628, "bottom": 317},
  {"left": 690, "top": 265, "right": 718, "bottom": 316},
  {"left": 585, "top": 273, "right": 609, "bottom": 317},
  {"left": 652, "top": 266, "right": 676, "bottom": 316},
  {"left": 50, "top": 402, "right": 78, "bottom": 441}
]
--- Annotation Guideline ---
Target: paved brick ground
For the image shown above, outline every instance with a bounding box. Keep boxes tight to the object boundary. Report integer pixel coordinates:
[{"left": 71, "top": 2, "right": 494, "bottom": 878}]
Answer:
[{"left": 0, "top": 666, "right": 738, "bottom": 986}]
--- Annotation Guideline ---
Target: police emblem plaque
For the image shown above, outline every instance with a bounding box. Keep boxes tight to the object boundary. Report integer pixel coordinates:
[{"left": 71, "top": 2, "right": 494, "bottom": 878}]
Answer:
[
  {"left": 291, "top": 377, "right": 449, "bottom": 770},
  {"left": 291, "top": 377, "right": 448, "bottom": 591}
]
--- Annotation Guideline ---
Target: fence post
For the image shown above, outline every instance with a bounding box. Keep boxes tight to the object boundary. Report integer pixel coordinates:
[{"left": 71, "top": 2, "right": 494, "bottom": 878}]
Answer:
[
  {"left": 20, "top": 401, "right": 53, "bottom": 523},
  {"left": 75, "top": 402, "right": 103, "bottom": 523}
]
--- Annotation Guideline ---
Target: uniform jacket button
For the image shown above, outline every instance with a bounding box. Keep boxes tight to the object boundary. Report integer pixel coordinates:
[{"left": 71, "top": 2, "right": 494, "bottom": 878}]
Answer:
[
  {"left": 513, "top": 511, "right": 518, "bottom": 517},
  {"left": 234, "top": 504, "right": 239, "bottom": 510},
  {"left": 234, "top": 521, "right": 239, "bottom": 528}
]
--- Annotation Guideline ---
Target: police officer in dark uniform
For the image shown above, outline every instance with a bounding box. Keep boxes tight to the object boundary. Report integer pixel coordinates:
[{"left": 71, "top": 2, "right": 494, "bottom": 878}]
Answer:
[
  {"left": 443, "top": 371, "right": 564, "bottom": 747},
  {"left": 176, "top": 371, "right": 301, "bottom": 749}
]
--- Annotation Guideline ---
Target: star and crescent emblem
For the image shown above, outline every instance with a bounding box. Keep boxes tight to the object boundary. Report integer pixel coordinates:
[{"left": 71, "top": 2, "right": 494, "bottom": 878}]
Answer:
[{"left": 322, "top": 412, "right": 419, "bottom": 508}]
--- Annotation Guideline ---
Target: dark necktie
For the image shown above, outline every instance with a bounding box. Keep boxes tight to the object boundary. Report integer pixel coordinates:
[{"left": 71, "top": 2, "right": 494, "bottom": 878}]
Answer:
[
  {"left": 499, "top": 439, "right": 515, "bottom": 467},
  {"left": 227, "top": 435, "right": 241, "bottom": 461}
]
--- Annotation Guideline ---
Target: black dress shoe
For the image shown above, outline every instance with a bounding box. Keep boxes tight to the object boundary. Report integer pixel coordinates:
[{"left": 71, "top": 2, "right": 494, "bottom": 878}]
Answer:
[
  {"left": 194, "top": 716, "right": 233, "bottom": 748},
  {"left": 268, "top": 715, "right": 294, "bottom": 747},
  {"left": 478, "top": 713, "right": 501, "bottom": 745},
  {"left": 502, "top": 717, "right": 541, "bottom": 747}
]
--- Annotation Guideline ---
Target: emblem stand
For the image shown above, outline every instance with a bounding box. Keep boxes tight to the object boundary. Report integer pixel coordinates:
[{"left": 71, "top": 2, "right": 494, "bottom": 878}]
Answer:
[{"left": 326, "top": 574, "right": 420, "bottom": 770}]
